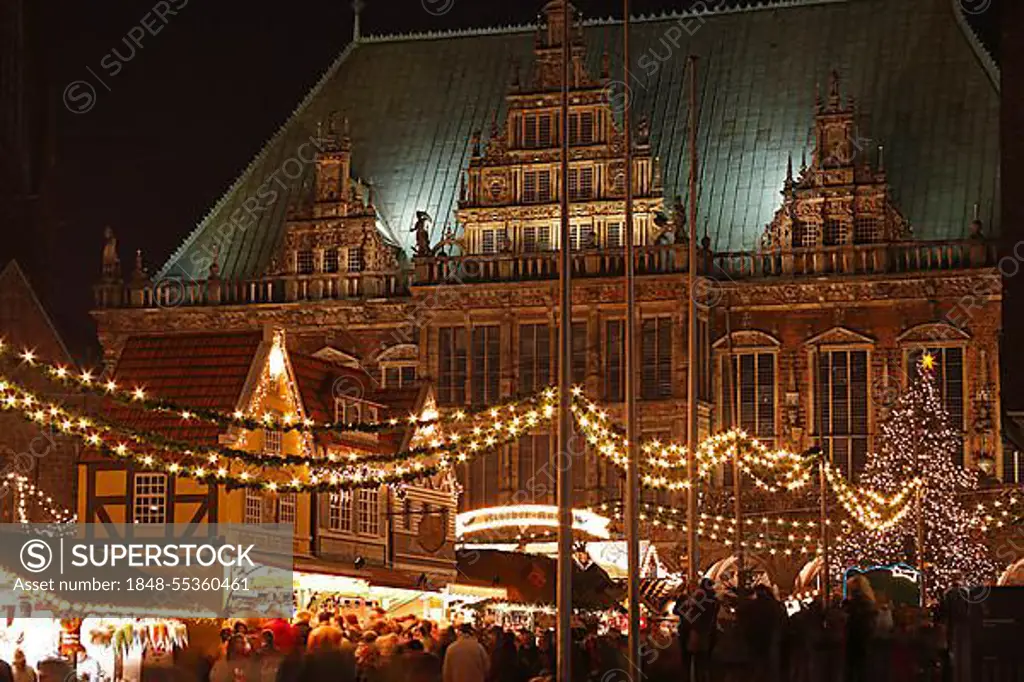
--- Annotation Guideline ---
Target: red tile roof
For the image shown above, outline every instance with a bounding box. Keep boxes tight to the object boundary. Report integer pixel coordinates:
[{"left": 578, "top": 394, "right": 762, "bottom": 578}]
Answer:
[{"left": 104, "top": 331, "right": 263, "bottom": 447}]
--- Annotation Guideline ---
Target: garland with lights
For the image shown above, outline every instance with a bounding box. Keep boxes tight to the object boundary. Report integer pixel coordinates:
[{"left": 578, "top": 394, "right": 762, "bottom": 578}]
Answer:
[
  {"left": 0, "top": 342, "right": 439, "bottom": 435},
  {"left": 834, "top": 355, "right": 995, "bottom": 594},
  {"left": 0, "top": 375, "right": 554, "bottom": 470}
]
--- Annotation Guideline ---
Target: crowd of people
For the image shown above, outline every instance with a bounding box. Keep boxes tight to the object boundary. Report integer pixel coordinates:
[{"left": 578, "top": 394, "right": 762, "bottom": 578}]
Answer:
[
  {"left": 185, "top": 575, "right": 963, "bottom": 682},
  {"left": 0, "top": 575, "right": 961, "bottom": 682}
]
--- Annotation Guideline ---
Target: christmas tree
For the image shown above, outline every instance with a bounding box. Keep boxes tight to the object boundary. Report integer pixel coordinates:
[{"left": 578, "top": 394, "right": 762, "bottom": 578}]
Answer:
[{"left": 835, "top": 353, "right": 994, "bottom": 595}]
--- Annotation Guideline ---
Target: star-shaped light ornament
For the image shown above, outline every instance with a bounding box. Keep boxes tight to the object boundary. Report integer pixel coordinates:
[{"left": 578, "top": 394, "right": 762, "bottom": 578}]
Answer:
[{"left": 920, "top": 352, "right": 936, "bottom": 373}]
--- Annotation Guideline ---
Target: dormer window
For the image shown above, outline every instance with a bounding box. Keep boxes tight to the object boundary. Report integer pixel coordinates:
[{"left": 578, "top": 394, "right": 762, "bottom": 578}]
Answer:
[
  {"left": 264, "top": 429, "right": 282, "bottom": 456},
  {"left": 382, "top": 364, "right": 417, "bottom": 388},
  {"left": 336, "top": 398, "right": 378, "bottom": 424},
  {"left": 854, "top": 216, "right": 881, "bottom": 243},
  {"left": 297, "top": 249, "right": 314, "bottom": 274},
  {"left": 824, "top": 219, "right": 847, "bottom": 246},
  {"left": 523, "top": 170, "right": 551, "bottom": 203}
]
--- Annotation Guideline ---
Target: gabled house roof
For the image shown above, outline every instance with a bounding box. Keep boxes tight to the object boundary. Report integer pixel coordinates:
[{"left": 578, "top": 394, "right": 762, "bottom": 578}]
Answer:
[{"left": 158, "top": 0, "right": 999, "bottom": 282}]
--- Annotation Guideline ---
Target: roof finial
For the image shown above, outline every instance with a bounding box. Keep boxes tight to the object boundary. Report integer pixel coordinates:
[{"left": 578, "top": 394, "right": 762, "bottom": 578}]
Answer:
[
  {"left": 800, "top": 148, "right": 807, "bottom": 173},
  {"left": 876, "top": 144, "right": 884, "bottom": 173},
  {"left": 973, "top": 202, "right": 980, "bottom": 221},
  {"left": 786, "top": 154, "right": 794, "bottom": 183},
  {"left": 352, "top": 0, "right": 365, "bottom": 44}
]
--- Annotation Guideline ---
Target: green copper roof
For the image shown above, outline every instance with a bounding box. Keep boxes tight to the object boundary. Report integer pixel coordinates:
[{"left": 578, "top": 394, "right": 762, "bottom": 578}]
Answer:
[{"left": 159, "top": 0, "right": 999, "bottom": 282}]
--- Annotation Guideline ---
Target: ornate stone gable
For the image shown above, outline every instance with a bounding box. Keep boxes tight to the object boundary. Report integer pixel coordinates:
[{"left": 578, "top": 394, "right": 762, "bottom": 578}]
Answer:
[
  {"left": 267, "top": 115, "right": 400, "bottom": 277},
  {"left": 454, "top": 1, "right": 664, "bottom": 256},
  {"left": 761, "top": 72, "right": 910, "bottom": 251}
]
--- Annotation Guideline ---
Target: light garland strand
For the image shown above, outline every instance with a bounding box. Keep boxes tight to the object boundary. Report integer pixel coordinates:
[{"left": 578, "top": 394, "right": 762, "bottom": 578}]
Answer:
[{"left": 3, "top": 473, "right": 76, "bottom": 524}]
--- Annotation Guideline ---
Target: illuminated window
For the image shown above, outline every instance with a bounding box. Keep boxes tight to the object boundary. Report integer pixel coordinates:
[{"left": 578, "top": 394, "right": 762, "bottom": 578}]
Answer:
[
  {"left": 816, "top": 349, "right": 869, "bottom": 479},
  {"left": 297, "top": 249, "right": 314, "bottom": 274},
  {"left": 523, "top": 170, "right": 552, "bottom": 203},
  {"left": 347, "top": 247, "right": 363, "bottom": 272},
  {"left": 245, "top": 489, "right": 263, "bottom": 524},
  {"left": 132, "top": 473, "right": 167, "bottom": 524},
  {"left": 329, "top": 492, "right": 352, "bottom": 532},
  {"left": 357, "top": 489, "right": 379, "bottom": 535},
  {"left": 277, "top": 492, "right": 296, "bottom": 526},
  {"left": 324, "top": 249, "right": 340, "bottom": 273},
  {"left": 568, "top": 167, "right": 595, "bottom": 200},
  {"left": 569, "top": 225, "right": 595, "bottom": 251},
  {"left": 524, "top": 113, "right": 553, "bottom": 148},
  {"left": 569, "top": 111, "right": 595, "bottom": 145}
]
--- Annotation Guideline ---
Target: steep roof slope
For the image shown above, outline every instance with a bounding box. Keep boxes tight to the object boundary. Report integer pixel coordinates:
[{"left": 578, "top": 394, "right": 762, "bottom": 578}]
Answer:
[{"left": 159, "top": 0, "right": 999, "bottom": 281}]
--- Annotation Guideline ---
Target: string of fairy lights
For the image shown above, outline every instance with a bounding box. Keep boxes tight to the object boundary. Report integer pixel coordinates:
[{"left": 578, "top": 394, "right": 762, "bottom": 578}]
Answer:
[
  {"left": 1, "top": 339, "right": 1017, "bottom": 545},
  {"left": 1, "top": 472, "right": 76, "bottom": 524}
]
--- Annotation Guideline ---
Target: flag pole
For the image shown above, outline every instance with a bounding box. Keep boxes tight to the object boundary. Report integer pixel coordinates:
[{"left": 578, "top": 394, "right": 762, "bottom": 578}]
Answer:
[
  {"left": 686, "top": 55, "right": 700, "bottom": 586},
  {"left": 556, "top": 1, "right": 574, "bottom": 680},
  {"left": 622, "top": 0, "right": 641, "bottom": 673}
]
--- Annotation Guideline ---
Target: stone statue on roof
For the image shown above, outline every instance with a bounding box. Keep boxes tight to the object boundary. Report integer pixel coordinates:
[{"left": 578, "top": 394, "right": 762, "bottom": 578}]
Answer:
[
  {"left": 102, "top": 226, "right": 120, "bottom": 280},
  {"left": 411, "top": 211, "right": 434, "bottom": 257}
]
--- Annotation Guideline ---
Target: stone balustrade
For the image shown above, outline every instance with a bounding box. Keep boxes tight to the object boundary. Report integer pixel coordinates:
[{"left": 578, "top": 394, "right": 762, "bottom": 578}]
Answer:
[{"left": 94, "top": 239, "right": 995, "bottom": 308}]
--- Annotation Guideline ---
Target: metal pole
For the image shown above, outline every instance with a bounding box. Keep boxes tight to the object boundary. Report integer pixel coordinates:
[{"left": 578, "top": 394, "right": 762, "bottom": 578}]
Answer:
[
  {"left": 814, "top": 343, "right": 831, "bottom": 607},
  {"left": 622, "top": 0, "right": 642, "bottom": 675},
  {"left": 556, "top": 2, "right": 574, "bottom": 680},
  {"left": 685, "top": 55, "right": 700, "bottom": 585},
  {"left": 819, "top": 457, "right": 830, "bottom": 608},
  {"left": 725, "top": 305, "right": 743, "bottom": 587},
  {"left": 917, "top": 485, "right": 926, "bottom": 607}
]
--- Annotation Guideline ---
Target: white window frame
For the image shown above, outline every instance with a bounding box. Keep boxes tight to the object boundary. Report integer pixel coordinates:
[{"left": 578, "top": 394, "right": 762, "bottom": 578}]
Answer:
[
  {"left": 245, "top": 488, "right": 263, "bottom": 524},
  {"left": 357, "top": 488, "right": 380, "bottom": 536},
  {"left": 264, "top": 429, "right": 282, "bottom": 456},
  {"left": 329, "top": 492, "right": 352, "bottom": 532},
  {"left": 277, "top": 492, "right": 297, "bottom": 526},
  {"left": 132, "top": 473, "right": 167, "bottom": 524}
]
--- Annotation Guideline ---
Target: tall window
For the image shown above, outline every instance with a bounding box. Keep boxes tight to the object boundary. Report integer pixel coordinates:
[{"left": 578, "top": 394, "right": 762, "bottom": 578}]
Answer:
[
  {"left": 438, "top": 327, "right": 467, "bottom": 405},
  {"left": 523, "top": 226, "right": 551, "bottom": 252},
  {"left": 347, "top": 246, "right": 364, "bottom": 272},
  {"left": 297, "top": 249, "right": 314, "bottom": 274},
  {"left": 245, "top": 489, "right": 264, "bottom": 524},
  {"left": 568, "top": 168, "right": 595, "bottom": 200},
  {"left": 519, "top": 324, "right": 551, "bottom": 396},
  {"left": 722, "top": 351, "right": 776, "bottom": 447},
  {"left": 324, "top": 249, "right": 340, "bottom": 273},
  {"left": 569, "top": 111, "right": 595, "bottom": 145},
  {"left": 471, "top": 326, "right": 501, "bottom": 405},
  {"left": 606, "top": 223, "right": 623, "bottom": 248},
  {"left": 816, "top": 349, "right": 869, "bottom": 478},
  {"left": 328, "top": 492, "right": 352, "bottom": 532},
  {"left": 641, "top": 318, "right": 673, "bottom": 400},
  {"left": 907, "top": 347, "right": 965, "bottom": 466},
  {"left": 605, "top": 320, "right": 626, "bottom": 401},
  {"left": 554, "top": 322, "right": 587, "bottom": 386},
  {"left": 356, "top": 489, "right": 379, "bottom": 535},
  {"left": 132, "top": 473, "right": 167, "bottom": 524},
  {"left": 524, "top": 113, "right": 553, "bottom": 148},
  {"left": 518, "top": 435, "right": 553, "bottom": 504},
  {"left": 523, "top": 170, "right": 551, "bottom": 203},
  {"left": 277, "top": 492, "right": 297, "bottom": 526},
  {"left": 468, "top": 449, "right": 502, "bottom": 509}
]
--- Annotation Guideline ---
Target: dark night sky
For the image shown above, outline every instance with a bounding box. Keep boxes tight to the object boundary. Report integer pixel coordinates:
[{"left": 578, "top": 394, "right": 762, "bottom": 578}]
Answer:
[{"left": 10, "top": 0, "right": 1002, "bottom": 359}]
